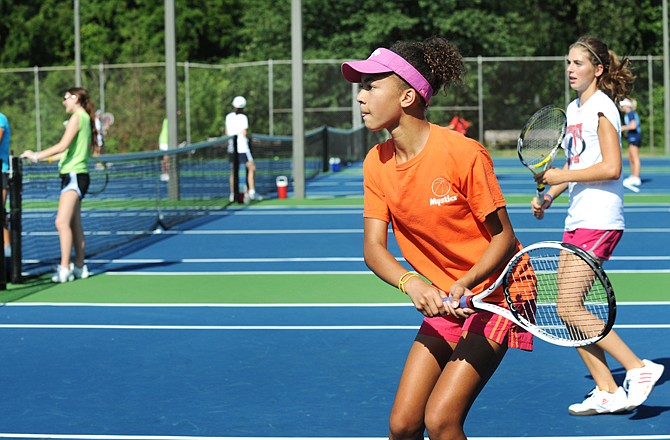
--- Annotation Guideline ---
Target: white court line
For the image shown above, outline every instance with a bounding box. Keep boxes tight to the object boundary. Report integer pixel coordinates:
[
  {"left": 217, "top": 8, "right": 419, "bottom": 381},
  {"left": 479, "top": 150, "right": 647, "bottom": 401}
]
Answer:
[
  {"left": 3, "top": 302, "right": 669, "bottom": 308},
  {"left": 1, "top": 302, "right": 416, "bottom": 307},
  {"left": 202, "top": 205, "right": 670, "bottom": 213},
  {"left": 30, "top": 228, "right": 663, "bottom": 235},
  {"left": 0, "top": 324, "right": 667, "bottom": 331},
  {"left": 0, "top": 435, "right": 668, "bottom": 440},
  {"left": 101, "top": 268, "right": 670, "bottom": 277},
  {"left": 84, "top": 256, "right": 670, "bottom": 263}
]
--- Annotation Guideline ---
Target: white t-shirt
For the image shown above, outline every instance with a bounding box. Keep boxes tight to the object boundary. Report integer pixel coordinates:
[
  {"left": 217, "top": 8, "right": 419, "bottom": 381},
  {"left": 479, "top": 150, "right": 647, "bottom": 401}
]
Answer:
[
  {"left": 563, "top": 90, "right": 624, "bottom": 231},
  {"left": 225, "top": 112, "right": 249, "bottom": 154}
]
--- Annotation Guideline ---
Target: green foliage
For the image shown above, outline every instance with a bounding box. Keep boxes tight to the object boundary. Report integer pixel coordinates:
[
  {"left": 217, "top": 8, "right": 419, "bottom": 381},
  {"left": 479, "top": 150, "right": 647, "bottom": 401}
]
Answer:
[{"left": 0, "top": 0, "right": 666, "bottom": 153}]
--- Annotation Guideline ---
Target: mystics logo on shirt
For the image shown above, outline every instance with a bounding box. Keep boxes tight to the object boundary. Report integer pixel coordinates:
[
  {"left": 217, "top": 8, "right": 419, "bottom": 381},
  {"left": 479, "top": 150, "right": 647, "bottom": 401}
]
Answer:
[{"left": 430, "top": 177, "right": 458, "bottom": 206}]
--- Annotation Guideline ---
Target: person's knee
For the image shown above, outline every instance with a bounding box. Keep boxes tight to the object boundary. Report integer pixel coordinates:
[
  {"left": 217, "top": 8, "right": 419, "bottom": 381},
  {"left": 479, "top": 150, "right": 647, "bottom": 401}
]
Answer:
[
  {"left": 389, "top": 410, "right": 424, "bottom": 440},
  {"left": 424, "top": 405, "right": 462, "bottom": 439},
  {"left": 54, "top": 216, "right": 69, "bottom": 231}
]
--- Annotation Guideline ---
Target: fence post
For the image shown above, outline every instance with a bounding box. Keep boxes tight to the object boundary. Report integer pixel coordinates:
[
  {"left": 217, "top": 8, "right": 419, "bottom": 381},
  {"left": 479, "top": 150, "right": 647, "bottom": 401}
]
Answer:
[
  {"left": 268, "top": 59, "right": 274, "bottom": 136},
  {"left": 648, "top": 54, "right": 655, "bottom": 153},
  {"left": 477, "top": 56, "right": 484, "bottom": 144},
  {"left": 184, "top": 61, "right": 191, "bottom": 145},
  {"left": 99, "top": 63, "right": 105, "bottom": 113}
]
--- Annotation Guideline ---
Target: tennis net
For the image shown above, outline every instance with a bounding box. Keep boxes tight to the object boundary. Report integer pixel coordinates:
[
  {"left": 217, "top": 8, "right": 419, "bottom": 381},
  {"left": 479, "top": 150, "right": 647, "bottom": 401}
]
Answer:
[
  {"left": 13, "top": 137, "right": 233, "bottom": 278},
  {"left": 247, "top": 125, "right": 368, "bottom": 191},
  {"left": 11, "top": 125, "right": 368, "bottom": 280}
]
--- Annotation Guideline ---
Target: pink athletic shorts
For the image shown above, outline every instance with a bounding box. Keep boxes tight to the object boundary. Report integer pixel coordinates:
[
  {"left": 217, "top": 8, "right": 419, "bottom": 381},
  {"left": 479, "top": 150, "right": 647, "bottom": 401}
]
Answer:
[
  {"left": 562, "top": 229, "right": 623, "bottom": 260},
  {"left": 418, "top": 305, "right": 533, "bottom": 351}
]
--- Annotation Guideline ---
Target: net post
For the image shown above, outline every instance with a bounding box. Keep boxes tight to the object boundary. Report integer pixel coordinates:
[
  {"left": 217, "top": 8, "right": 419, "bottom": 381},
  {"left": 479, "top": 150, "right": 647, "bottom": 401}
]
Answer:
[
  {"left": 9, "top": 157, "right": 22, "bottom": 284},
  {"left": 321, "top": 126, "right": 329, "bottom": 173},
  {"left": 0, "top": 159, "right": 5, "bottom": 290},
  {"left": 167, "top": 150, "right": 180, "bottom": 200}
]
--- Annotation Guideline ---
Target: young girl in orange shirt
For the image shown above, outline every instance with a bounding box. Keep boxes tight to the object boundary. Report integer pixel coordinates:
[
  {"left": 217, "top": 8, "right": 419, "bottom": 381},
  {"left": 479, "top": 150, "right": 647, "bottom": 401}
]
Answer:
[{"left": 342, "top": 37, "right": 529, "bottom": 440}]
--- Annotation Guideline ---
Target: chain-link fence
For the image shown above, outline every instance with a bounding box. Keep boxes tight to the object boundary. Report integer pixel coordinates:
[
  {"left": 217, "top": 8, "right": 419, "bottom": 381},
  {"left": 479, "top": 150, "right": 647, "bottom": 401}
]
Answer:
[{"left": 0, "top": 55, "right": 665, "bottom": 155}]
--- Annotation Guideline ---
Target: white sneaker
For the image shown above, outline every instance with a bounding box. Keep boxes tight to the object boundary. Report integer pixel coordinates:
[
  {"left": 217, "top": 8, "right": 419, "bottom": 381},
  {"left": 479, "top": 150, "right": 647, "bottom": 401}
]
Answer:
[
  {"left": 568, "top": 386, "right": 628, "bottom": 416},
  {"left": 71, "top": 263, "right": 89, "bottom": 279},
  {"left": 160, "top": 173, "right": 170, "bottom": 182},
  {"left": 51, "top": 265, "right": 74, "bottom": 283},
  {"left": 627, "top": 176, "right": 642, "bottom": 186},
  {"left": 623, "top": 176, "right": 641, "bottom": 192},
  {"left": 248, "top": 190, "right": 263, "bottom": 201},
  {"left": 624, "top": 359, "right": 664, "bottom": 410}
]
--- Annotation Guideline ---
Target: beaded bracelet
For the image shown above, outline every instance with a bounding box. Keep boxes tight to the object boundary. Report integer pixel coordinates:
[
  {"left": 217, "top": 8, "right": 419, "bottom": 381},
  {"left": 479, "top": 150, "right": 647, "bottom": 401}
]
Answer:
[{"left": 398, "top": 271, "right": 420, "bottom": 294}]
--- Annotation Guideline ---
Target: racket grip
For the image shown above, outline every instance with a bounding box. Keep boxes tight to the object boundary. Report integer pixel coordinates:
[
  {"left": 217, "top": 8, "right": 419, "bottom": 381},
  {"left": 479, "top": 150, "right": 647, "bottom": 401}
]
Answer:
[{"left": 443, "top": 296, "right": 473, "bottom": 309}]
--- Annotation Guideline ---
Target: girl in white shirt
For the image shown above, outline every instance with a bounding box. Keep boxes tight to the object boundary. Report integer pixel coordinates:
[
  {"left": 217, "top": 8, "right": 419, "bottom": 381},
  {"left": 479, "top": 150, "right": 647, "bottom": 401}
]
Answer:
[{"left": 531, "top": 36, "right": 663, "bottom": 416}]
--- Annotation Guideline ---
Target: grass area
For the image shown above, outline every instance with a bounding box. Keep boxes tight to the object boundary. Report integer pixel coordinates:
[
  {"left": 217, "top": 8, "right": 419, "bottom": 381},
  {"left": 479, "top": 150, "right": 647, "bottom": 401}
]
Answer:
[{"left": 2, "top": 272, "right": 666, "bottom": 304}]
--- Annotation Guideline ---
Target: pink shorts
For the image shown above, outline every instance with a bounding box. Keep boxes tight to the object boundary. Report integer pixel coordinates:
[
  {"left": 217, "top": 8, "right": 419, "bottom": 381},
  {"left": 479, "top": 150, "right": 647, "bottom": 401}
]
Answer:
[
  {"left": 562, "top": 229, "right": 623, "bottom": 260},
  {"left": 418, "top": 305, "right": 533, "bottom": 351}
]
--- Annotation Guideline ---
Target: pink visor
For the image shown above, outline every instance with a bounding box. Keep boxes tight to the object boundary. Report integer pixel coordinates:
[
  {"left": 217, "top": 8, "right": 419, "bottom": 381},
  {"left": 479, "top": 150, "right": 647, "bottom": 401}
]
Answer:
[{"left": 341, "top": 48, "right": 434, "bottom": 104}]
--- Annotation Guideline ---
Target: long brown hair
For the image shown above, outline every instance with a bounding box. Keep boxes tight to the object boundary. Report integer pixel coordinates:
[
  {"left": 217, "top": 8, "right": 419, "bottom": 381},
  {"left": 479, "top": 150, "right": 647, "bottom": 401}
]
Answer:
[
  {"left": 66, "top": 87, "right": 99, "bottom": 147},
  {"left": 570, "top": 36, "right": 636, "bottom": 103}
]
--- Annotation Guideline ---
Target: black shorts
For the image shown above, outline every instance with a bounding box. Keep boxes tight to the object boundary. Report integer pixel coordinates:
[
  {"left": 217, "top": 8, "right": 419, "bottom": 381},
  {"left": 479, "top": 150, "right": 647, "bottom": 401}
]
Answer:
[
  {"left": 59, "top": 172, "right": 90, "bottom": 199},
  {"left": 627, "top": 134, "right": 642, "bottom": 147},
  {"left": 228, "top": 152, "right": 254, "bottom": 164}
]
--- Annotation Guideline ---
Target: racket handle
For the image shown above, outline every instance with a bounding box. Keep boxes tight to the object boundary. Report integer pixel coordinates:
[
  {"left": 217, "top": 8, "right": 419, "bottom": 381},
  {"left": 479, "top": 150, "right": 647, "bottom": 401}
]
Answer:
[
  {"left": 443, "top": 296, "right": 473, "bottom": 309},
  {"left": 536, "top": 184, "right": 545, "bottom": 200}
]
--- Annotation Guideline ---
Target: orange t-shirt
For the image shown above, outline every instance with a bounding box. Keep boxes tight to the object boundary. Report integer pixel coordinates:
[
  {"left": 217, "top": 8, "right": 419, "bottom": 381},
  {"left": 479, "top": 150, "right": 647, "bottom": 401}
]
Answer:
[{"left": 363, "top": 123, "right": 522, "bottom": 302}]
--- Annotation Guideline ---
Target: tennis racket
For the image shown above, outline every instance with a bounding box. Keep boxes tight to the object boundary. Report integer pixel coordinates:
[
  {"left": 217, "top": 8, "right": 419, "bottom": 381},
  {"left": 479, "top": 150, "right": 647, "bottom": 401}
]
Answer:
[
  {"left": 445, "top": 241, "right": 616, "bottom": 347},
  {"left": 88, "top": 158, "right": 109, "bottom": 195},
  {"left": 517, "top": 105, "right": 567, "bottom": 200},
  {"left": 102, "top": 112, "right": 115, "bottom": 130}
]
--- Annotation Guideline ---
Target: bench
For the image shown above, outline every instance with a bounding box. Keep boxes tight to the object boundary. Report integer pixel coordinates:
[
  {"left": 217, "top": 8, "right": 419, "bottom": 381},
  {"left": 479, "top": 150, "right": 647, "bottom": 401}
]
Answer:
[{"left": 484, "top": 130, "right": 518, "bottom": 149}]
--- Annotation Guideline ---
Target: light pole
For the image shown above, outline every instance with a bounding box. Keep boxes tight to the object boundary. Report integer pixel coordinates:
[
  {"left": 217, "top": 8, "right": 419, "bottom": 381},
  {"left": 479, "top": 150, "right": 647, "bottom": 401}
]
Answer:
[{"left": 74, "top": 0, "right": 82, "bottom": 86}]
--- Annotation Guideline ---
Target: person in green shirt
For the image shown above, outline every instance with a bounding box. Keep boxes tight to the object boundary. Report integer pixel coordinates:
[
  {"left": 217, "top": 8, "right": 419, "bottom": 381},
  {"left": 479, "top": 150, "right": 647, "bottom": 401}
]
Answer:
[
  {"left": 21, "top": 87, "right": 98, "bottom": 283},
  {"left": 159, "top": 117, "right": 170, "bottom": 181}
]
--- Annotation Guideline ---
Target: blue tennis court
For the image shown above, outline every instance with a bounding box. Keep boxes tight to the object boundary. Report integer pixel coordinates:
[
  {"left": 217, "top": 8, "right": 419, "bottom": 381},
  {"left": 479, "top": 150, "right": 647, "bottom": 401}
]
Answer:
[{"left": 0, "top": 157, "right": 667, "bottom": 439}]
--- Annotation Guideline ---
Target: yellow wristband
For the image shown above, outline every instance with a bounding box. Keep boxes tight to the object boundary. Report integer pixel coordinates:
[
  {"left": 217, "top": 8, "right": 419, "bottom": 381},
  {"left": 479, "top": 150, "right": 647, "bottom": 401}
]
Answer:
[{"left": 398, "top": 271, "right": 420, "bottom": 294}]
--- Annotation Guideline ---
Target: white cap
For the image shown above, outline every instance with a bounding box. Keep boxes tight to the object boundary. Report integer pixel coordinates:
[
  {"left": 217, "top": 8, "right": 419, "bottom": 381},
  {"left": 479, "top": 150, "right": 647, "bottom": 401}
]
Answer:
[
  {"left": 232, "top": 96, "right": 247, "bottom": 109},
  {"left": 619, "top": 98, "right": 633, "bottom": 108}
]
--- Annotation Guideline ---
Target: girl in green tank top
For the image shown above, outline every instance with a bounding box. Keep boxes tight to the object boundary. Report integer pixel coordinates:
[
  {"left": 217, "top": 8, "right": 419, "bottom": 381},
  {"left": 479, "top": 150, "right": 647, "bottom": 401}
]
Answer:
[
  {"left": 20, "top": 87, "right": 98, "bottom": 283},
  {"left": 58, "top": 110, "right": 91, "bottom": 174}
]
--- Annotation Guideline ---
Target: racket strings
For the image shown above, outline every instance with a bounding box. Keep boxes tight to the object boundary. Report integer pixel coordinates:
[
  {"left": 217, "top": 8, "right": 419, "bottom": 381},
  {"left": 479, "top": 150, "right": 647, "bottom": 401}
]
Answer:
[
  {"left": 507, "top": 248, "right": 610, "bottom": 344},
  {"left": 520, "top": 110, "right": 566, "bottom": 167}
]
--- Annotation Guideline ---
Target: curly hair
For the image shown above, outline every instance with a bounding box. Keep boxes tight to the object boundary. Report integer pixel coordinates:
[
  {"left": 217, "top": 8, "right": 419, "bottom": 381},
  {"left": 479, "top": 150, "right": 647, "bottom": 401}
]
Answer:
[
  {"left": 390, "top": 36, "right": 465, "bottom": 106},
  {"left": 570, "top": 36, "right": 636, "bottom": 103}
]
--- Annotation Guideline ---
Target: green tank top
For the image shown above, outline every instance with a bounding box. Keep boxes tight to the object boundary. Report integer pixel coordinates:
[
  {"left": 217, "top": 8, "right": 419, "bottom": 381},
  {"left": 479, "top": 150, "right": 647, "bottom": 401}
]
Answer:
[
  {"left": 59, "top": 110, "right": 91, "bottom": 174},
  {"left": 159, "top": 118, "right": 168, "bottom": 145}
]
